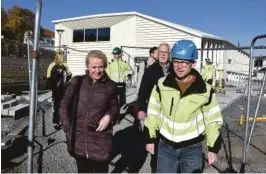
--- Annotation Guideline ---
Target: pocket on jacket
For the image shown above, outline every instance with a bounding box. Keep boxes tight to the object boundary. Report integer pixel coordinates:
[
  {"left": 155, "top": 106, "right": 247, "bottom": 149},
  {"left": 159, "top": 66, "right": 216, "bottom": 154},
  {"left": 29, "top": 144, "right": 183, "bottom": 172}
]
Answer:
[{"left": 86, "top": 131, "right": 113, "bottom": 162}]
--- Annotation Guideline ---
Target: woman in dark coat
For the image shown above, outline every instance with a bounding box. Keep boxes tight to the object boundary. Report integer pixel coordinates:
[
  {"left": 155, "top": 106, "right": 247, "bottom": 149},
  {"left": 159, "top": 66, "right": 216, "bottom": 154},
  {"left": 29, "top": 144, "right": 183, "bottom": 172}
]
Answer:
[{"left": 59, "top": 50, "right": 119, "bottom": 173}]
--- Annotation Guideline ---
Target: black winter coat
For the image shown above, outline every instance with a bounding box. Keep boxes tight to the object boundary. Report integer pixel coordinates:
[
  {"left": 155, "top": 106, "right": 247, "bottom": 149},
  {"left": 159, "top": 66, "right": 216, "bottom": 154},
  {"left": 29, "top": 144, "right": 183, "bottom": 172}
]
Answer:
[{"left": 137, "top": 62, "right": 171, "bottom": 112}]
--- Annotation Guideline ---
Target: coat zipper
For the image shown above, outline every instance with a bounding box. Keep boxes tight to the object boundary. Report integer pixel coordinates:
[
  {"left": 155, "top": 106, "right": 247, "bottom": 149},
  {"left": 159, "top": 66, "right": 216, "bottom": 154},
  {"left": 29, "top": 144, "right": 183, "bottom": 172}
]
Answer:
[
  {"left": 84, "top": 81, "right": 95, "bottom": 159},
  {"left": 117, "top": 59, "right": 121, "bottom": 82},
  {"left": 84, "top": 111, "right": 89, "bottom": 159},
  {"left": 169, "top": 97, "right": 174, "bottom": 116}
]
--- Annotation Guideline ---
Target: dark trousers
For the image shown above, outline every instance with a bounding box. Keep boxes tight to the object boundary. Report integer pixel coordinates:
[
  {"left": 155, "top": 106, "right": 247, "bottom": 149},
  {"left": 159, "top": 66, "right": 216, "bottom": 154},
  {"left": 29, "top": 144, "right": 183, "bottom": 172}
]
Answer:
[
  {"left": 116, "top": 82, "right": 126, "bottom": 107},
  {"left": 52, "top": 88, "right": 65, "bottom": 125},
  {"left": 75, "top": 156, "right": 109, "bottom": 173},
  {"left": 150, "top": 142, "right": 158, "bottom": 173},
  {"left": 115, "top": 83, "right": 126, "bottom": 123},
  {"left": 133, "top": 119, "right": 159, "bottom": 173},
  {"left": 206, "top": 79, "right": 213, "bottom": 86}
]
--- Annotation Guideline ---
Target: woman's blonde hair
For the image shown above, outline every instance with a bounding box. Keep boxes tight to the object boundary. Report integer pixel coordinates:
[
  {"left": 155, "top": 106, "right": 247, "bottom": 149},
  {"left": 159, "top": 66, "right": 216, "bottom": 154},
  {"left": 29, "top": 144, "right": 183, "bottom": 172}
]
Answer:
[
  {"left": 86, "top": 50, "right": 108, "bottom": 68},
  {"left": 54, "top": 53, "right": 64, "bottom": 65}
]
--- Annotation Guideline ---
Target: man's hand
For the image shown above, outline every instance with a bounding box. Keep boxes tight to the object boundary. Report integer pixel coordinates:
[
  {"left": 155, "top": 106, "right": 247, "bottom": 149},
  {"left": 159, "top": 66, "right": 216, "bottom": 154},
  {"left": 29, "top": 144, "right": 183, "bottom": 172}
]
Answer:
[
  {"left": 96, "top": 115, "right": 111, "bottom": 131},
  {"left": 208, "top": 151, "right": 218, "bottom": 165},
  {"left": 137, "top": 111, "right": 146, "bottom": 120},
  {"left": 146, "top": 143, "right": 154, "bottom": 154}
]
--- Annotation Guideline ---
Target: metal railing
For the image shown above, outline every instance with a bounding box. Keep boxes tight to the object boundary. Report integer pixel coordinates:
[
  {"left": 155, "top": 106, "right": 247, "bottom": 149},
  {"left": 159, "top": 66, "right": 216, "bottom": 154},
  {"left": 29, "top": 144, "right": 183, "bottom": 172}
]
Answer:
[{"left": 241, "top": 34, "right": 266, "bottom": 173}]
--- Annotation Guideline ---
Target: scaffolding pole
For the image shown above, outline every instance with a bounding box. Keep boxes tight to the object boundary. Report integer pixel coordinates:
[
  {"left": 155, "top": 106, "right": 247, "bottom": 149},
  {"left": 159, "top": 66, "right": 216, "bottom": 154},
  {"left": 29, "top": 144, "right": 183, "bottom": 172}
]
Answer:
[{"left": 27, "top": 0, "right": 42, "bottom": 173}]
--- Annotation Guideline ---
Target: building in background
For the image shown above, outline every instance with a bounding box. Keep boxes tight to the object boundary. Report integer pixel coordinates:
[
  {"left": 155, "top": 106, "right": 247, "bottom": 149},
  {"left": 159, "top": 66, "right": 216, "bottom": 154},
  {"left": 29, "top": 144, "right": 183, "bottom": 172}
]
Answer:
[
  {"left": 40, "top": 28, "right": 55, "bottom": 48},
  {"left": 52, "top": 11, "right": 250, "bottom": 83}
]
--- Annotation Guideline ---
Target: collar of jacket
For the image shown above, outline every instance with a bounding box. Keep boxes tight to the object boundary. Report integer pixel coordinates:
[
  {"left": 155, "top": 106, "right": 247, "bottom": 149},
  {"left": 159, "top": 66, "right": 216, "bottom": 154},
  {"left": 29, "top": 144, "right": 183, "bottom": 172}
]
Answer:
[
  {"left": 85, "top": 70, "right": 108, "bottom": 85},
  {"left": 111, "top": 58, "right": 124, "bottom": 62},
  {"left": 152, "top": 62, "right": 172, "bottom": 72},
  {"left": 162, "top": 68, "right": 207, "bottom": 96}
]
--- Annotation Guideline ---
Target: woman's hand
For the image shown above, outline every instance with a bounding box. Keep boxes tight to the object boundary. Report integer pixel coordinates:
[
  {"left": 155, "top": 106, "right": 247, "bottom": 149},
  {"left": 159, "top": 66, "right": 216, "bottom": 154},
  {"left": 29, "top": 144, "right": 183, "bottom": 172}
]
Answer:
[{"left": 96, "top": 115, "right": 111, "bottom": 131}]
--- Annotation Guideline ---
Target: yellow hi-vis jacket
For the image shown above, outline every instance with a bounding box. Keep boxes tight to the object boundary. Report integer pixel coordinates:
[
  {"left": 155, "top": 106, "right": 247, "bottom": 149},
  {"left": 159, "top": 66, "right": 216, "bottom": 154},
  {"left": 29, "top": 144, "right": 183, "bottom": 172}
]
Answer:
[
  {"left": 144, "top": 69, "right": 223, "bottom": 149},
  {"left": 46, "top": 62, "right": 71, "bottom": 78},
  {"left": 106, "top": 59, "right": 133, "bottom": 83},
  {"left": 202, "top": 64, "right": 215, "bottom": 81}
]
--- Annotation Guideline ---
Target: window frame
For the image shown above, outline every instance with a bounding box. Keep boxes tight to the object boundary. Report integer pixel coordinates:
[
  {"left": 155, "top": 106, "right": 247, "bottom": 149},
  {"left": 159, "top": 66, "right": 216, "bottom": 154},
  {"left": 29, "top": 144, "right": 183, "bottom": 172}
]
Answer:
[
  {"left": 73, "top": 29, "right": 86, "bottom": 43},
  {"left": 72, "top": 27, "right": 111, "bottom": 43}
]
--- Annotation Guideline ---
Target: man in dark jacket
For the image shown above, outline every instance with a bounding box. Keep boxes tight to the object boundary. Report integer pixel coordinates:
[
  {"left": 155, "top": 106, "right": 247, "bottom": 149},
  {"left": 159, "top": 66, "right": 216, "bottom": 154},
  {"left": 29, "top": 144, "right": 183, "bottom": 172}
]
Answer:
[
  {"left": 137, "top": 43, "right": 171, "bottom": 173},
  {"left": 59, "top": 50, "right": 119, "bottom": 173}
]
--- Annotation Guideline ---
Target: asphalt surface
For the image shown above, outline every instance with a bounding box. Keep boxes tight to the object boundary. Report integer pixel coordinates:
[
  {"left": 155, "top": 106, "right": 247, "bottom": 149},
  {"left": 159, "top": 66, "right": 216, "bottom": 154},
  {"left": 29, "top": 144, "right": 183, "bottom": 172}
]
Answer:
[
  {"left": 206, "top": 95, "right": 266, "bottom": 173},
  {"left": 2, "top": 87, "right": 266, "bottom": 173}
]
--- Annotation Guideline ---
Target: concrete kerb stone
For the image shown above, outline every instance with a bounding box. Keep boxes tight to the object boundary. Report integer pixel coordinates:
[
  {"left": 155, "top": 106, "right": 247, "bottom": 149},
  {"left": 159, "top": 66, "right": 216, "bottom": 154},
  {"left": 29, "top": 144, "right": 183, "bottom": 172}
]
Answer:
[
  {"left": 1, "top": 94, "right": 15, "bottom": 101},
  {"left": 15, "top": 91, "right": 52, "bottom": 102},
  {"left": 6, "top": 104, "right": 30, "bottom": 119},
  {"left": 16, "top": 95, "right": 30, "bottom": 101},
  {"left": 1, "top": 99, "right": 18, "bottom": 110}
]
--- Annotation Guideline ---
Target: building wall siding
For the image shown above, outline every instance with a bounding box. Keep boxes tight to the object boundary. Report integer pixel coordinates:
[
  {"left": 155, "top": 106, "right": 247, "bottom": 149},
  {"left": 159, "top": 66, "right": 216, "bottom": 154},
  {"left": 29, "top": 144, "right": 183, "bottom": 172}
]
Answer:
[
  {"left": 54, "top": 14, "right": 250, "bottom": 79},
  {"left": 61, "top": 17, "right": 137, "bottom": 76}
]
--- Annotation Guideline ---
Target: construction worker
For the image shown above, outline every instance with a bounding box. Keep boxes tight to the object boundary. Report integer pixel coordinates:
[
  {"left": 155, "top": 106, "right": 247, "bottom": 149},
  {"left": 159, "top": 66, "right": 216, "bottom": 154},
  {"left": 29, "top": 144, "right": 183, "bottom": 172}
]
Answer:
[
  {"left": 146, "top": 46, "right": 159, "bottom": 67},
  {"left": 144, "top": 40, "right": 223, "bottom": 173},
  {"left": 215, "top": 65, "right": 226, "bottom": 94},
  {"left": 106, "top": 47, "right": 133, "bottom": 121},
  {"left": 202, "top": 58, "right": 216, "bottom": 86},
  {"left": 47, "top": 50, "right": 72, "bottom": 130}
]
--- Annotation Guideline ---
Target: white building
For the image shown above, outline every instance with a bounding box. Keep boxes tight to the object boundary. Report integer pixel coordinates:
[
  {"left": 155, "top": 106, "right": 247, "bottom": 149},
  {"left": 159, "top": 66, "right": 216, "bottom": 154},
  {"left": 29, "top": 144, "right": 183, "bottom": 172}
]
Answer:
[
  {"left": 52, "top": 11, "right": 250, "bottom": 82},
  {"left": 256, "top": 58, "right": 266, "bottom": 82}
]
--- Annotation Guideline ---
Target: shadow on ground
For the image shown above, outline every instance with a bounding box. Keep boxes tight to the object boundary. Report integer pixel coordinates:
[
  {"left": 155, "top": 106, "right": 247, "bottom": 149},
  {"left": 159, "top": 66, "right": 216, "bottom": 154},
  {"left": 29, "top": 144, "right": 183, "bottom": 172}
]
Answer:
[
  {"left": 1, "top": 136, "right": 28, "bottom": 172},
  {"left": 111, "top": 122, "right": 148, "bottom": 173}
]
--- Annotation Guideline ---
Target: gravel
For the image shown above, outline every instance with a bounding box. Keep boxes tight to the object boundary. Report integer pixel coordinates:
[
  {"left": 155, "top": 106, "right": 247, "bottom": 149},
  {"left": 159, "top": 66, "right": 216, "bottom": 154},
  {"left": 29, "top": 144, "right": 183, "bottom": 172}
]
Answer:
[{"left": 2, "top": 87, "right": 266, "bottom": 173}]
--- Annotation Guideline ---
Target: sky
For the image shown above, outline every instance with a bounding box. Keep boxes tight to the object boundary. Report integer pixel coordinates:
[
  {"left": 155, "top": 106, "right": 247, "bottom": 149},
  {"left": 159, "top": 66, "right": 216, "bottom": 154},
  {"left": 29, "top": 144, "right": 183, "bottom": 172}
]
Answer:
[{"left": 1, "top": 0, "right": 266, "bottom": 48}]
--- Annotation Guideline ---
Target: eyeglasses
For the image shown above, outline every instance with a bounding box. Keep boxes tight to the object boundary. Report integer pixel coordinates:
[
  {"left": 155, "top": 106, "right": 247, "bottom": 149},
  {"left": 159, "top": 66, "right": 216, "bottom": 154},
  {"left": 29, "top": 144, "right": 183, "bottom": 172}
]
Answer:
[
  {"left": 159, "top": 51, "right": 170, "bottom": 54},
  {"left": 173, "top": 61, "right": 191, "bottom": 67}
]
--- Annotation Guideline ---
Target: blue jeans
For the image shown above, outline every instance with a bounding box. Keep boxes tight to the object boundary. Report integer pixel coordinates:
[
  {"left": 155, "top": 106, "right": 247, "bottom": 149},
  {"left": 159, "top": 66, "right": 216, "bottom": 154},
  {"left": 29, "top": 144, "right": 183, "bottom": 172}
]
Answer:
[{"left": 157, "top": 139, "right": 203, "bottom": 173}]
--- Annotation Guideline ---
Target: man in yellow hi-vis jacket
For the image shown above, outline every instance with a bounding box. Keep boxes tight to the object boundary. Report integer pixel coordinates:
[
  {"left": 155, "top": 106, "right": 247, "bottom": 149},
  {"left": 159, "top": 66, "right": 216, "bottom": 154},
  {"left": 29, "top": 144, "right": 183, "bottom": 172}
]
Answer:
[
  {"left": 144, "top": 40, "right": 223, "bottom": 173},
  {"left": 202, "top": 58, "right": 216, "bottom": 86},
  {"left": 106, "top": 47, "right": 133, "bottom": 107}
]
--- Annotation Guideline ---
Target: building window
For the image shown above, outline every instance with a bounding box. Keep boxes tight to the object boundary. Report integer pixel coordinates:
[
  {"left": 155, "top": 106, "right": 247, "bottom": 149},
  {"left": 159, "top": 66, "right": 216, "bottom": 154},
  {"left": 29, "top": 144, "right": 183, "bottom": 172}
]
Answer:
[
  {"left": 254, "top": 58, "right": 263, "bottom": 67},
  {"left": 73, "top": 28, "right": 110, "bottom": 43},
  {"left": 85, "top": 29, "right": 97, "bottom": 42},
  {"left": 98, "top": 28, "right": 110, "bottom": 41},
  {"left": 228, "top": 59, "right": 232, "bottom": 64},
  {"left": 73, "top": 30, "right": 84, "bottom": 42}
]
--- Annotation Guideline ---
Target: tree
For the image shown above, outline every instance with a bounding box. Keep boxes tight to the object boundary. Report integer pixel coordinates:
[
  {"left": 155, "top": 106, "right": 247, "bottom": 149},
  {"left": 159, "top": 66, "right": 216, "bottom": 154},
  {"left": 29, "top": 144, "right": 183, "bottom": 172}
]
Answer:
[
  {"left": 3, "top": 5, "right": 35, "bottom": 42},
  {"left": 1, "top": 7, "right": 8, "bottom": 27},
  {"left": 2, "top": 5, "right": 46, "bottom": 43}
]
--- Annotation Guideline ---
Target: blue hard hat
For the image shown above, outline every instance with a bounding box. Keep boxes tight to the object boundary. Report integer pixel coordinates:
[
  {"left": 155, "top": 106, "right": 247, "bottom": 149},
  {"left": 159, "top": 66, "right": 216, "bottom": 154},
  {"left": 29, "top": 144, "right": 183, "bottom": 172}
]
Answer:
[{"left": 171, "top": 40, "right": 198, "bottom": 61}]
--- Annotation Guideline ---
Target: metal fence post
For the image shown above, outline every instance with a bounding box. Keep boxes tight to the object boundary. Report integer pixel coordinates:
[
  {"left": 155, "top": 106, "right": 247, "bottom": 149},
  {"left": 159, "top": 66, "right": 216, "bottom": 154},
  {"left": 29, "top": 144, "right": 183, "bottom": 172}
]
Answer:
[
  {"left": 27, "top": 36, "right": 32, "bottom": 91},
  {"left": 241, "top": 34, "right": 266, "bottom": 173},
  {"left": 27, "top": 0, "right": 42, "bottom": 173}
]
